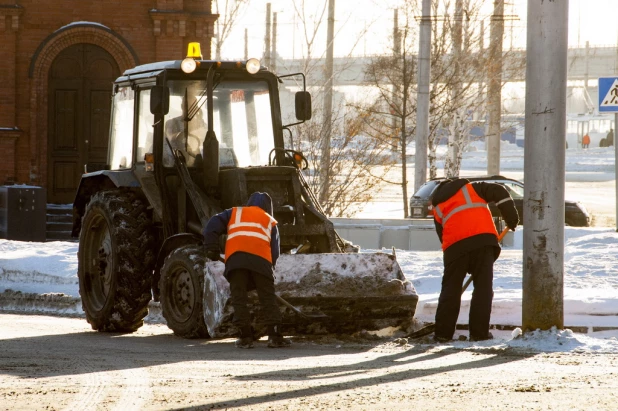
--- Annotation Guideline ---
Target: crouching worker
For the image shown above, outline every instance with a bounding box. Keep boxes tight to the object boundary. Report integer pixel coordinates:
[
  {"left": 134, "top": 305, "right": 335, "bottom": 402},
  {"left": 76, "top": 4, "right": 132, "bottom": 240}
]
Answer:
[
  {"left": 431, "top": 178, "right": 519, "bottom": 342},
  {"left": 203, "top": 192, "right": 290, "bottom": 349}
]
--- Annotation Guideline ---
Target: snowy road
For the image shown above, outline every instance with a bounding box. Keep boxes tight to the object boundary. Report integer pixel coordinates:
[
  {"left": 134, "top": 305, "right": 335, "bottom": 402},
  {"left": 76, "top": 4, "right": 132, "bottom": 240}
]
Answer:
[{"left": 1, "top": 314, "right": 618, "bottom": 411}]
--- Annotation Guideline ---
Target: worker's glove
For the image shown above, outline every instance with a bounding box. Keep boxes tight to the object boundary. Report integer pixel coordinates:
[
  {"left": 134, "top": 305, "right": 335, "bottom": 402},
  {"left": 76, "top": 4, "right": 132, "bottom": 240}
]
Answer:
[
  {"left": 206, "top": 249, "right": 221, "bottom": 262},
  {"left": 506, "top": 219, "right": 518, "bottom": 231}
]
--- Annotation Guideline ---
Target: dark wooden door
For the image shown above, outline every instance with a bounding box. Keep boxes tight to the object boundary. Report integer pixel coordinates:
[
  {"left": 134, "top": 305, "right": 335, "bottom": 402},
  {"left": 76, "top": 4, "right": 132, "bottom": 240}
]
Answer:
[{"left": 48, "top": 44, "right": 119, "bottom": 204}]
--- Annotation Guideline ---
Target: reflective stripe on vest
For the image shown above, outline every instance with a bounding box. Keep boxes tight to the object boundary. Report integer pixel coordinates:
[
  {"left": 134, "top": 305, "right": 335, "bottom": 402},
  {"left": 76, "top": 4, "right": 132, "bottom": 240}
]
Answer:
[
  {"left": 435, "top": 185, "right": 488, "bottom": 226},
  {"left": 434, "top": 184, "right": 497, "bottom": 250},
  {"left": 225, "top": 206, "right": 277, "bottom": 263}
]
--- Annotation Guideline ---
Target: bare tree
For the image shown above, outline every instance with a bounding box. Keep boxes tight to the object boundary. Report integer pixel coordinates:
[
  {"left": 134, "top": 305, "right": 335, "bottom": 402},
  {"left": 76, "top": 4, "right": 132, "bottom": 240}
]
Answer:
[
  {"left": 358, "top": 0, "right": 525, "bottom": 217},
  {"left": 213, "top": 0, "right": 249, "bottom": 59},
  {"left": 279, "top": 0, "right": 395, "bottom": 217},
  {"left": 360, "top": 7, "right": 417, "bottom": 217}
]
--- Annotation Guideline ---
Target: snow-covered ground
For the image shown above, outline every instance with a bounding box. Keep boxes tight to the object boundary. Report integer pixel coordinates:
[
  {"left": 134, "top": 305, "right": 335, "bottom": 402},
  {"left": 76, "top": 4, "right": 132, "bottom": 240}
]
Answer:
[{"left": 1, "top": 141, "right": 618, "bottom": 353}]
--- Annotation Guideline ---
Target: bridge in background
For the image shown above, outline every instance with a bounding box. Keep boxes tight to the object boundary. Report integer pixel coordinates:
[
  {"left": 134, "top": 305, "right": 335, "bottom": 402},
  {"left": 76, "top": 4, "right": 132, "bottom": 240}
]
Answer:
[{"left": 274, "top": 45, "right": 618, "bottom": 87}]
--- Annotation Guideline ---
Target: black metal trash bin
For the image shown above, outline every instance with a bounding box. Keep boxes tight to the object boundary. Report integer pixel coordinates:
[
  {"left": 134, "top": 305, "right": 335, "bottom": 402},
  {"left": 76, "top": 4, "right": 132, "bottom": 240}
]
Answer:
[{"left": 0, "top": 185, "right": 47, "bottom": 242}]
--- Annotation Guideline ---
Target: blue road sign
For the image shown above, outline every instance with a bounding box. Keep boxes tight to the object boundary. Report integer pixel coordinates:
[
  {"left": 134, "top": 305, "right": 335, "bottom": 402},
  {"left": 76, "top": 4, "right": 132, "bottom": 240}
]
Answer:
[{"left": 599, "top": 77, "right": 618, "bottom": 113}]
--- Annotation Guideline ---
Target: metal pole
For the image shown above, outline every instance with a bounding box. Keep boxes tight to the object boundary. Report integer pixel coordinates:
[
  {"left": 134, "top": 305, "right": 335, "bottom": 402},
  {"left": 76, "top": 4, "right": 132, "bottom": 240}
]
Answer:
[
  {"left": 392, "top": 9, "right": 400, "bottom": 150},
  {"left": 477, "top": 20, "right": 485, "bottom": 123},
  {"left": 615, "top": 113, "right": 618, "bottom": 231},
  {"left": 319, "top": 0, "right": 335, "bottom": 205},
  {"left": 272, "top": 12, "right": 278, "bottom": 72},
  {"left": 264, "top": 3, "right": 271, "bottom": 68},
  {"left": 584, "top": 40, "right": 589, "bottom": 90},
  {"left": 415, "top": 0, "right": 431, "bottom": 194},
  {"left": 487, "top": 0, "right": 504, "bottom": 175},
  {"left": 522, "top": 0, "right": 569, "bottom": 332},
  {"left": 244, "top": 28, "right": 248, "bottom": 60}
]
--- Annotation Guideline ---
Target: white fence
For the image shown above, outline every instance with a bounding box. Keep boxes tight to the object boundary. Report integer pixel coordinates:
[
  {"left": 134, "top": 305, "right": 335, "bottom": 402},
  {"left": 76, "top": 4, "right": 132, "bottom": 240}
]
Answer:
[{"left": 331, "top": 218, "right": 514, "bottom": 251}]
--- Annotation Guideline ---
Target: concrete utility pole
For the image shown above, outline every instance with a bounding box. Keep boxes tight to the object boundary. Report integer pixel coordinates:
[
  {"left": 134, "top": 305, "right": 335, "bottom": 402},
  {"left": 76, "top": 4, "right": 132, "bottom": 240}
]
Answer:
[
  {"left": 487, "top": 0, "right": 504, "bottom": 176},
  {"left": 319, "top": 0, "right": 335, "bottom": 205},
  {"left": 522, "top": 0, "right": 569, "bottom": 332},
  {"left": 264, "top": 3, "right": 272, "bottom": 68},
  {"left": 272, "top": 12, "right": 278, "bottom": 72},
  {"left": 415, "top": 0, "right": 431, "bottom": 194},
  {"left": 446, "top": 0, "right": 464, "bottom": 177}
]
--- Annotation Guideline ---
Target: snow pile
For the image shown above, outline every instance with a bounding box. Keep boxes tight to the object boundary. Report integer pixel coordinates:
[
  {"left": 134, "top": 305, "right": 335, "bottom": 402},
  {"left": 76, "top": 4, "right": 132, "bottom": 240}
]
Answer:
[
  {"left": 0, "top": 240, "right": 78, "bottom": 295},
  {"left": 506, "top": 327, "right": 618, "bottom": 353}
]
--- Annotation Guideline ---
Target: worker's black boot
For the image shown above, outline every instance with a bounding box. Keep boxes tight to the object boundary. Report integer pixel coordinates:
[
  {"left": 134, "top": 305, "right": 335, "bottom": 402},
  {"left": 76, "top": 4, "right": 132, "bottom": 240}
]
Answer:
[
  {"left": 267, "top": 325, "right": 291, "bottom": 348},
  {"left": 470, "top": 331, "right": 494, "bottom": 342},
  {"left": 235, "top": 326, "right": 254, "bottom": 349}
]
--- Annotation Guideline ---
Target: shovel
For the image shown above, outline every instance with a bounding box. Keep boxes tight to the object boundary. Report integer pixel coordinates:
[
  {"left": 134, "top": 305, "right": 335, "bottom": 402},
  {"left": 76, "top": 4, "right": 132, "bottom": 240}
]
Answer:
[
  {"left": 274, "top": 294, "right": 329, "bottom": 320},
  {"left": 406, "top": 227, "right": 510, "bottom": 339},
  {"left": 216, "top": 257, "right": 328, "bottom": 320}
]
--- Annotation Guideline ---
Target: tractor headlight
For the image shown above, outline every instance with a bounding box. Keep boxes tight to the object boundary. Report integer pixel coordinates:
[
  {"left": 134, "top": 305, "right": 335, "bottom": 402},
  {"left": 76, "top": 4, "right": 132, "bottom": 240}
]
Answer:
[
  {"left": 181, "top": 58, "right": 197, "bottom": 73},
  {"left": 181, "top": 42, "right": 203, "bottom": 73},
  {"left": 246, "top": 58, "right": 261, "bottom": 74}
]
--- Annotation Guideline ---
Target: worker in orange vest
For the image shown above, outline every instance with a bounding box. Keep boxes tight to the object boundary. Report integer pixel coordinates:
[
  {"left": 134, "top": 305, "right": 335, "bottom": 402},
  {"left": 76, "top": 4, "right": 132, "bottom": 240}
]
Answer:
[
  {"left": 203, "top": 192, "right": 290, "bottom": 349},
  {"left": 431, "top": 178, "right": 519, "bottom": 342},
  {"left": 582, "top": 133, "right": 591, "bottom": 148}
]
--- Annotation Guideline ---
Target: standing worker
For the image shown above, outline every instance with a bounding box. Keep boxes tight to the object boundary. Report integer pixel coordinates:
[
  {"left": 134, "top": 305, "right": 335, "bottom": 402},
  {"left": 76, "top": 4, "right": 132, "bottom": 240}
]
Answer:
[
  {"left": 203, "top": 192, "right": 290, "bottom": 349},
  {"left": 431, "top": 178, "right": 519, "bottom": 342},
  {"left": 582, "top": 133, "right": 591, "bottom": 149}
]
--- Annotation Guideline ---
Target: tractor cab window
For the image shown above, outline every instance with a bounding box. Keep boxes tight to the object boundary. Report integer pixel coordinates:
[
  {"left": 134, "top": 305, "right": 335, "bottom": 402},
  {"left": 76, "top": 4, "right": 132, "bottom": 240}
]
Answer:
[
  {"left": 137, "top": 89, "right": 154, "bottom": 162},
  {"left": 109, "top": 86, "right": 134, "bottom": 170},
  {"left": 163, "top": 79, "right": 274, "bottom": 168}
]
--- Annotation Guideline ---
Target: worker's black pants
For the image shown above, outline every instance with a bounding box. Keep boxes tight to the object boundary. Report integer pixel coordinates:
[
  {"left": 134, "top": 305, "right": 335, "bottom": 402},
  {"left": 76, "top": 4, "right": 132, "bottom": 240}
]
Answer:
[
  {"left": 434, "top": 246, "right": 495, "bottom": 340},
  {"left": 228, "top": 268, "right": 281, "bottom": 330}
]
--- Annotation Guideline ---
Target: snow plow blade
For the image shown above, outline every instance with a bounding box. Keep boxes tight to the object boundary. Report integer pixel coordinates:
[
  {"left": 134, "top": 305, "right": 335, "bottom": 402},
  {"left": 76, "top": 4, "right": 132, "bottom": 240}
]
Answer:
[{"left": 203, "top": 253, "right": 418, "bottom": 337}]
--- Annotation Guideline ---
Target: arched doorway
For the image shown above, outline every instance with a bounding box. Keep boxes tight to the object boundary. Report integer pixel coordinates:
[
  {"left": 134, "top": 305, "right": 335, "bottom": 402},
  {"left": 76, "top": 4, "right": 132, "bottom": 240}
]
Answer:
[{"left": 47, "top": 43, "right": 119, "bottom": 204}]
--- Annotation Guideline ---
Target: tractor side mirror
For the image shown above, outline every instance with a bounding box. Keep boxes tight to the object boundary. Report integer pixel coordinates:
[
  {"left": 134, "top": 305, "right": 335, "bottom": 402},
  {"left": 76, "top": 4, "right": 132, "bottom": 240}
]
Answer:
[
  {"left": 150, "top": 85, "right": 170, "bottom": 115},
  {"left": 295, "top": 91, "right": 312, "bottom": 121}
]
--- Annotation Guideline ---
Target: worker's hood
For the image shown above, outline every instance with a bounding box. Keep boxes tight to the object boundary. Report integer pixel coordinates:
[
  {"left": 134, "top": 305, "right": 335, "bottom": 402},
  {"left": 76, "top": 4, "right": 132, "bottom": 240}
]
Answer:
[
  {"left": 246, "top": 192, "right": 274, "bottom": 215},
  {"left": 431, "top": 178, "right": 469, "bottom": 206}
]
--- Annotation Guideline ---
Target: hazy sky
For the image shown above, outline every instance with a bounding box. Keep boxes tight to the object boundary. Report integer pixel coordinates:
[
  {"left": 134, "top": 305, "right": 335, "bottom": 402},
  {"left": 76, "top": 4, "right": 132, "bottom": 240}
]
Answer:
[{"left": 220, "top": 0, "right": 618, "bottom": 60}]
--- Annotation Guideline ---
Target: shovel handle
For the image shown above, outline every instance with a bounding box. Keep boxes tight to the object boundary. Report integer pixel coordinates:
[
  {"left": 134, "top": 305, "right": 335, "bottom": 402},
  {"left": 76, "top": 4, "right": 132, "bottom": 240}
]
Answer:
[{"left": 498, "top": 226, "right": 510, "bottom": 241}]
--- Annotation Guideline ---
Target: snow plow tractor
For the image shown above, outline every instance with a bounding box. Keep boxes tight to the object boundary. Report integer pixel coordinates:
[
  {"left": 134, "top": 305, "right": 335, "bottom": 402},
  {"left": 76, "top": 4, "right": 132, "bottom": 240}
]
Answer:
[{"left": 71, "top": 43, "right": 418, "bottom": 339}]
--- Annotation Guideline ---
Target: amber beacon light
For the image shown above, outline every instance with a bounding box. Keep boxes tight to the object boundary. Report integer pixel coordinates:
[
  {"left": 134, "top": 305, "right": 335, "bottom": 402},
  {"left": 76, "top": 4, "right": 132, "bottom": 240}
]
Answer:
[{"left": 181, "top": 42, "right": 203, "bottom": 73}]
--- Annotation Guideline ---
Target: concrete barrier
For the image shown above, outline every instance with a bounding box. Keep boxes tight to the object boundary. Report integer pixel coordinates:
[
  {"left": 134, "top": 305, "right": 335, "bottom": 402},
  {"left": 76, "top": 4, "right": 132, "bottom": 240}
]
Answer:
[{"left": 331, "top": 217, "right": 514, "bottom": 251}]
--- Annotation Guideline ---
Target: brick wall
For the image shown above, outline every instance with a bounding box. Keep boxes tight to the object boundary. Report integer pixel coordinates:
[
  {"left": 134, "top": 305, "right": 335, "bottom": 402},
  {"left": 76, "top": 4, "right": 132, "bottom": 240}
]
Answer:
[{"left": 0, "top": 0, "right": 215, "bottom": 194}]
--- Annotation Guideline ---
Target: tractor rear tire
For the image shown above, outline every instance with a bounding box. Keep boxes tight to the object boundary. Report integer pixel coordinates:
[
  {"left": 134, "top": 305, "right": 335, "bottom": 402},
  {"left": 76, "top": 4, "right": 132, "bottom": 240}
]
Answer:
[
  {"left": 78, "top": 190, "right": 155, "bottom": 332},
  {"left": 160, "top": 245, "right": 210, "bottom": 339}
]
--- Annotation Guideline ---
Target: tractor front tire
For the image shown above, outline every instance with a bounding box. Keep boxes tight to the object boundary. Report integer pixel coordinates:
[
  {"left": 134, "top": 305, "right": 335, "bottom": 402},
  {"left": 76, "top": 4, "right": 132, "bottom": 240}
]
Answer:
[
  {"left": 160, "top": 245, "right": 209, "bottom": 339},
  {"left": 78, "top": 190, "right": 155, "bottom": 332}
]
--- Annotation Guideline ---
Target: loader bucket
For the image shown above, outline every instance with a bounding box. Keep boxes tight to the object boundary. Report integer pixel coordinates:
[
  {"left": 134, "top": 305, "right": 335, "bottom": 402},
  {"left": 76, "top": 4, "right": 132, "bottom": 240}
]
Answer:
[{"left": 203, "top": 252, "right": 418, "bottom": 337}]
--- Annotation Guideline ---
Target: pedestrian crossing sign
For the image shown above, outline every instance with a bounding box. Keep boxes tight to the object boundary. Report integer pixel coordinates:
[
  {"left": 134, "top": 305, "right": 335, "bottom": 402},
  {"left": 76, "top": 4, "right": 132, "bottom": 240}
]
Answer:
[{"left": 599, "top": 77, "right": 618, "bottom": 112}]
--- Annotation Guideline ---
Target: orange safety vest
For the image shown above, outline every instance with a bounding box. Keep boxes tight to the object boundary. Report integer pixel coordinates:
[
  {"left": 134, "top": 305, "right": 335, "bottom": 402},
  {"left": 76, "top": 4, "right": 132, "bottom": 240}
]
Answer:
[
  {"left": 224, "top": 206, "right": 277, "bottom": 263},
  {"left": 433, "top": 183, "right": 498, "bottom": 251}
]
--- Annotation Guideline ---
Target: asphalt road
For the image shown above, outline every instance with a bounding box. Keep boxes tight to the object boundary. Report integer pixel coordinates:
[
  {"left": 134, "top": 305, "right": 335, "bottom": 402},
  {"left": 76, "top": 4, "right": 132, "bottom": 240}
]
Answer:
[{"left": 1, "top": 313, "right": 618, "bottom": 410}]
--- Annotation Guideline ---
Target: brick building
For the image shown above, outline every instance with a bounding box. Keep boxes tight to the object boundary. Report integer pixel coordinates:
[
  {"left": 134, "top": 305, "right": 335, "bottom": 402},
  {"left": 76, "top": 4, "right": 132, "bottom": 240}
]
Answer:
[{"left": 0, "top": 1, "right": 216, "bottom": 203}]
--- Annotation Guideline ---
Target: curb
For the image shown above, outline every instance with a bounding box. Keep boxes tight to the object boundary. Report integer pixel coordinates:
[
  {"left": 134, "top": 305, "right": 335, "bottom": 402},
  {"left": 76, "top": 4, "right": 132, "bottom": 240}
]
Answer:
[
  {"left": 0, "top": 290, "right": 164, "bottom": 323},
  {"left": 2, "top": 290, "right": 617, "bottom": 335}
]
